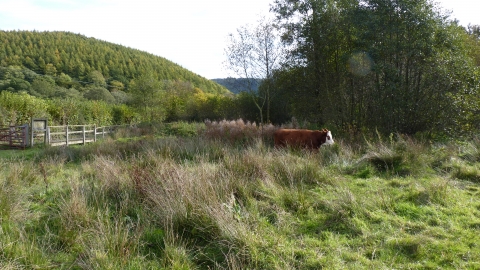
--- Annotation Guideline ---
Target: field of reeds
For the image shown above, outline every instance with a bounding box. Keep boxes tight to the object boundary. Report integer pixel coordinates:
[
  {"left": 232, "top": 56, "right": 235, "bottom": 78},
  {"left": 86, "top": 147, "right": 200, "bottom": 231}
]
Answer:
[{"left": 1, "top": 120, "right": 480, "bottom": 269}]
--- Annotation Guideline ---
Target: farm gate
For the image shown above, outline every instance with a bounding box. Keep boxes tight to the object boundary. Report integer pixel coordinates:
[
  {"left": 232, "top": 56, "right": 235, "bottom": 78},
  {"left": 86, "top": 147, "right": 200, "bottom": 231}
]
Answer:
[
  {"left": 1, "top": 117, "right": 124, "bottom": 149},
  {"left": 0, "top": 125, "right": 29, "bottom": 149}
]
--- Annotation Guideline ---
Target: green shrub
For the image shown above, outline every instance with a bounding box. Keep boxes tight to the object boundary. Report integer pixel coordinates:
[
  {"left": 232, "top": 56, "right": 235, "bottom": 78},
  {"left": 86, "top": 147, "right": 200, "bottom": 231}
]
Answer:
[
  {"left": 451, "top": 162, "right": 480, "bottom": 182},
  {"left": 361, "top": 134, "right": 431, "bottom": 177},
  {"left": 0, "top": 91, "right": 48, "bottom": 125},
  {"left": 459, "top": 138, "right": 480, "bottom": 162},
  {"left": 164, "top": 121, "right": 203, "bottom": 137}
]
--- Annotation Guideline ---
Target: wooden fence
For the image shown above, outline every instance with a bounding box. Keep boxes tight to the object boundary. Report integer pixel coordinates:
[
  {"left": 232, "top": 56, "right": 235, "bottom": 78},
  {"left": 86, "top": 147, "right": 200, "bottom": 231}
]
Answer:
[
  {"left": 36, "top": 125, "right": 120, "bottom": 147},
  {"left": 0, "top": 123, "right": 124, "bottom": 149}
]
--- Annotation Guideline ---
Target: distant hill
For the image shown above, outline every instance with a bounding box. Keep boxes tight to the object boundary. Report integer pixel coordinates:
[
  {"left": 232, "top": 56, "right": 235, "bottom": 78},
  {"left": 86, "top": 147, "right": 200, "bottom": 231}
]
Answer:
[
  {"left": 0, "top": 30, "right": 229, "bottom": 95},
  {"left": 212, "top": 78, "right": 261, "bottom": 94}
]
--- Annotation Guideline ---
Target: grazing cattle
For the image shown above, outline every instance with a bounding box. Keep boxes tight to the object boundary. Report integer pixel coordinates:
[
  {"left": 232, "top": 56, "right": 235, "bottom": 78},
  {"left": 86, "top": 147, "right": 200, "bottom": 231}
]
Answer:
[{"left": 273, "top": 128, "right": 334, "bottom": 149}]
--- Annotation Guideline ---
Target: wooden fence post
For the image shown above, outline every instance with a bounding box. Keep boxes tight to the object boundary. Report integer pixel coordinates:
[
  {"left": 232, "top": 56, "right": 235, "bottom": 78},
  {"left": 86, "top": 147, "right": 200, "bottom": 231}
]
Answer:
[
  {"left": 82, "top": 125, "right": 86, "bottom": 145},
  {"left": 8, "top": 126, "right": 13, "bottom": 147},
  {"left": 24, "top": 124, "right": 29, "bottom": 148},
  {"left": 66, "top": 126, "right": 69, "bottom": 146},
  {"left": 30, "top": 122, "right": 34, "bottom": 147}
]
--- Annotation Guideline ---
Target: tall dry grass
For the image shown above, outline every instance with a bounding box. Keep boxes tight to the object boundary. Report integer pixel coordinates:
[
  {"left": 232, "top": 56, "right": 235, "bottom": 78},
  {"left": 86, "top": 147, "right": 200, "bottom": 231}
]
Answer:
[
  {"left": 1, "top": 123, "right": 480, "bottom": 269},
  {"left": 203, "top": 118, "right": 278, "bottom": 144}
]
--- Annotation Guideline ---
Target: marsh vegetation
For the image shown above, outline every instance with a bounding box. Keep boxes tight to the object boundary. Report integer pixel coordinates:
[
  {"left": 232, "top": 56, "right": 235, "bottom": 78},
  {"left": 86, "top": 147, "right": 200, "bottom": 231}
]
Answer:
[{"left": 1, "top": 121, "right": 480, "bottom": 269}]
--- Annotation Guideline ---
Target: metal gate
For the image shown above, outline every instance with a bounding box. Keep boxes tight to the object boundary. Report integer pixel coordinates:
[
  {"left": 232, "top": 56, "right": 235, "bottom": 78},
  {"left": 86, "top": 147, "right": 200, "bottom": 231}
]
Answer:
[{"left": 0, "top": 125, "right": 29, "bottom": 149}]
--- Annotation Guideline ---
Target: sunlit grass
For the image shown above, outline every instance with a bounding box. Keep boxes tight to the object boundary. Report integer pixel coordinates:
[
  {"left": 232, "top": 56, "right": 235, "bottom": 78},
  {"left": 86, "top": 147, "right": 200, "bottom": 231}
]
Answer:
[{"left": 1, "top": 123, "right": 479, "bottom": 269}]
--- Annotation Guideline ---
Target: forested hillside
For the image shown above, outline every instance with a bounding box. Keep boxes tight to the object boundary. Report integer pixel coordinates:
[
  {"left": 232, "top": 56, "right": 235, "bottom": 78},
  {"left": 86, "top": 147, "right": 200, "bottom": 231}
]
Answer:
[
  {"left": 1, "top": 0, "right": 480, "bottom": 138},
  {"left": 212, "top": 78, "right": 260, "bottom": 94},
  {"left": 0, "top": 30, "right": 228, "bottom": 95},
  {"left": 0, "top": 30, "right": 246, "bottom": 127}
]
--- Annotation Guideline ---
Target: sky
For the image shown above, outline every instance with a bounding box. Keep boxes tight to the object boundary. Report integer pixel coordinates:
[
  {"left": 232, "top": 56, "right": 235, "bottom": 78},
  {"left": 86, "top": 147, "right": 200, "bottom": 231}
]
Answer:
[{"left": 0, "top": 0, "right": 479, "bottom": 79}]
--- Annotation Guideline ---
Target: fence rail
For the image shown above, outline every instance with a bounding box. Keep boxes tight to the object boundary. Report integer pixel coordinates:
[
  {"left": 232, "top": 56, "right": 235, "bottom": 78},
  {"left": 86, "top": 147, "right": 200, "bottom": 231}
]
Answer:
[
  {"left": 0, "top": 123, "right": 128, "bottom": 149},
  {"left": 0, "top": 123, "right": 125, "bottom": 149},
  {"left": 46, "top": 125, "right": 120, "bottom": 146}
]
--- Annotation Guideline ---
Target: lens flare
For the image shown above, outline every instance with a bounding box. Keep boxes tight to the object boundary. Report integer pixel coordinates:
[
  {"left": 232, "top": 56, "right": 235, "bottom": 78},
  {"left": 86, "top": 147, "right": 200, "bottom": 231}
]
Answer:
[{"left": 347, "top": 52, "right": 373, "bottom": 76}]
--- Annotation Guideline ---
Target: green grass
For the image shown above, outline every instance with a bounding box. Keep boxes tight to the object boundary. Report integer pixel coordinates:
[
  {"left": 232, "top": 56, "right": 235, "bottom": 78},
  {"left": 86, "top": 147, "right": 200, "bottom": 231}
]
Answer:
[
  {"left": 0, "top": 145, "right": 42, "bottom": 160},
  {"left": 1, "top": 126, "right": 480, "bottom": 269}
]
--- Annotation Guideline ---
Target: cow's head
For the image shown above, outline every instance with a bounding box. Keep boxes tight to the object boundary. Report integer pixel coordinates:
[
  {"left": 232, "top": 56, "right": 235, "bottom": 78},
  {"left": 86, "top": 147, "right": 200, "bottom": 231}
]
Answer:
[
  {"left": 319, "top": 129, "right": 334, "bottom": 146},
  {"left": 324, "top": 130, "right": 334, "bottom": 145}
]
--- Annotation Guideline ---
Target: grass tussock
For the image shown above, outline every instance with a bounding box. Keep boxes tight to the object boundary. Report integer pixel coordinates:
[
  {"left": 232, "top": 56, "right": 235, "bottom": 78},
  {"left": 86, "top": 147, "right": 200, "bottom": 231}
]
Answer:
[
  {"left": 359, "top": 133, "right": 432, "bottom": 177},
  {"left": 1, "top": 123, "right": 480, "bottom": 269}
]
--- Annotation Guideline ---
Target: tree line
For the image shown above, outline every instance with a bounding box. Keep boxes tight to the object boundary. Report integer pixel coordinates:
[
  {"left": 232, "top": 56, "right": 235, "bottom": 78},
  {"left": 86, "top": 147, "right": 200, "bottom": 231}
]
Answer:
[
  {"left": 225, "top": 0, "right": 480, "bottom": 138},
  {"left": 0, "top": 31, "right": 253, "bottom": 126},
  {"left": 0, "top": 68, "right": 261, "bottom": 127},
  {"left": 0, "top": 30, "right": 228, "bottom": 95},
  {"left": 2, "top": 1, "right": 479, "bottom": 139}
]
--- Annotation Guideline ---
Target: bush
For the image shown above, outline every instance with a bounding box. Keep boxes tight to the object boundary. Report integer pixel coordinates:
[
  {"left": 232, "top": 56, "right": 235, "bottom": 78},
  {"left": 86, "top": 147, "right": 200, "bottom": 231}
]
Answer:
[
  {"left": 83, "top": 87, "right": 115, "bottom": 103},
  {"left": 360, "top": 134, "right": 431, "bottom": 177},
  {"left": 0, "top": 91, "right": 49, "bottom": 125}
]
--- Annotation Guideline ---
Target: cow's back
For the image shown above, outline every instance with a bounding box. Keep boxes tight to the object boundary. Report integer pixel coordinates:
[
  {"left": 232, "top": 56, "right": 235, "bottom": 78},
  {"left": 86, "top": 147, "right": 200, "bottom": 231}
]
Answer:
[{"left": 274, "top": 129, "right": 313, "bottom": 148}]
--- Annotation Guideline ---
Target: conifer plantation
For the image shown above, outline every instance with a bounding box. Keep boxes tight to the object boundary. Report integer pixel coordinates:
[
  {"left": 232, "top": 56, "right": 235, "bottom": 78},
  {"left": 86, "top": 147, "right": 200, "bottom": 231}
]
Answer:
[{"left": 0, "top": 31, "right": 233, "bottom": 126}]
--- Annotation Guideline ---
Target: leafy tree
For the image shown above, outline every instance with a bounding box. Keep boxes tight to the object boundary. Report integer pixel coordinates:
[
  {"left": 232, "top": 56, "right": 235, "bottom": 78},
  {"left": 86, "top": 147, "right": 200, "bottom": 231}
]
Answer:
[
  {"left": 21, "top": 67, "right": 39, "bottom": 82},
  {"left": 44, "top": 63, "right": 57, "bottom": 76},
  {"left": 80, "top": 100, "right": 113, "bottom": 126},
  {"left": 47, "top": 98, "right": 82, "bottom": 125},
  {"left": 0, "top": 66, "right": 25, "bottom": 83},
  {"left": 272, "top": 0, "right": 361, "bottom": 126},
  {"left": 350, "top": 0, "right": 477, "bottom": 134},
  {"left": 3, "top": 78, "right": 30, "bottom": 93},
  {"left": 466, "top": 24, "right": 480, "bottom": 66},
  {"left": 55, "top": 72, "right": 73, "bottom": 88},
  {"left": 31, "top": 76, "right": 56, "bottom": 98},
  {"left": 0, "top": 66, "right": 31, "bottom": 92},
  {"left": 129, "top": 73, "right": 165, "bottom": 122},
  {"left": 164, "top": 94, "right": 185, "bottom": 122},
  {"left": 53, "top": 86, "right": 83, "bottom": 99},
  {"left": 83, "top": 86, "right": 115, "bottom": 103},
  {"left": 234, "top": 91, "right": 262, "bottom": 122},
  {"left": 108, "top": 80, "right": 125, "bottom": 92},
  {"left": 111, "top": 90, "right": 131, "bottom": 104},
  {"left": 163, "top": 80, "right": 199, "bottom": 121},
  {"left": 112, "top": 104, "right": 139, "bottom": 124},
  {"left": 271, "top": 0, "right": 478, "bottom": 135},
  {"left": 262, "top": 67, "right": 295, "bottom": 124},
  {"left": 0, "top": 91, "right": 48, "bottom": 125},
  {"left": 224, "top": 17, "right": 283, "bottom": 123},
  {"left": 86, "top": 70, "right": 107, "bottom": 87}
]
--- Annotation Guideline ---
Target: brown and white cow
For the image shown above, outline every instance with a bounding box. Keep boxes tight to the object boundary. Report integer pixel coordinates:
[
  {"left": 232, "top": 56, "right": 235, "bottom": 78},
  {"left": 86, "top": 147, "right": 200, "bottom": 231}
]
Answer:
[{"left": 273, "top": 128, "right": 334, "bottom": 149}]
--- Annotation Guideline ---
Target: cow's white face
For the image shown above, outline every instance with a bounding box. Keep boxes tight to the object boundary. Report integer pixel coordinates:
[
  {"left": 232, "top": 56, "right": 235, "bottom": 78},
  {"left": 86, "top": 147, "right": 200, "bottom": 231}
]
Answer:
[{"left": 324, "top": 131, "right": 334, "bottom": 145}]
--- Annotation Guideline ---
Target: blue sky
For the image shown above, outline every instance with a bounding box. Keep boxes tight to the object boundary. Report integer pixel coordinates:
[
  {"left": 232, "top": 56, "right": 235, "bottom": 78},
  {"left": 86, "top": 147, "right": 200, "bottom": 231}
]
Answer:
[{"left": 1, "top": 0, "right": 478, "bottom": 79}]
